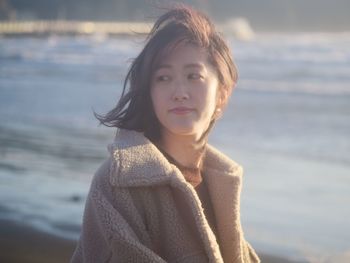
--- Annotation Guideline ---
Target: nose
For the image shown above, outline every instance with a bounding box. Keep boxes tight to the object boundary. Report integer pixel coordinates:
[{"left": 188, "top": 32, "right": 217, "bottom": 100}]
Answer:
[{"left": 172, "top": 79, "right": 189, "bottom": 101}]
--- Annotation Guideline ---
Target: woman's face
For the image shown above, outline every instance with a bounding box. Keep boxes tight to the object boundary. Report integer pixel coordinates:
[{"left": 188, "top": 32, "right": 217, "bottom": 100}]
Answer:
[{"left": 150, "top": 43, "right": 219, "bottom": 141}]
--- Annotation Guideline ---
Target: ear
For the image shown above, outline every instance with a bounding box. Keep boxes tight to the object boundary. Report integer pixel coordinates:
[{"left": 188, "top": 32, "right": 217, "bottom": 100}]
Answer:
[
  {"left": 217, "top": 85, "right": 230, "bottom": 110},
  {"left": 212, "top": 87, "right": 227, "bottom": 120}
]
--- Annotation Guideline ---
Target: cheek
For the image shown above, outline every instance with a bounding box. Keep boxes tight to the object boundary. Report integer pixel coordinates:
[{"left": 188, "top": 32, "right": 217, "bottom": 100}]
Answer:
[
  {"left": 206, "top": 83, "right": 220, "bottom": 112},
  {"left": 196, "top": 89, "right": 217, "bottom": 121},
  {"left": 150, "top": 88, "right": 164, "bottom": 116}
]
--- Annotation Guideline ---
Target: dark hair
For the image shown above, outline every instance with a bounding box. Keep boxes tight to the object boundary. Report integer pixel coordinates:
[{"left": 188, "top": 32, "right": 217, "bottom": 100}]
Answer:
[{"left": 95, "top": 5, "right": 238, "bottom": 142}]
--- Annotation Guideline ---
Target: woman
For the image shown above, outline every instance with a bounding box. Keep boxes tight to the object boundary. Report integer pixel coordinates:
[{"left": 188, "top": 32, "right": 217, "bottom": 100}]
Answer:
[{"left": 71, "top": 6, "right": 260, "bottom": 263}]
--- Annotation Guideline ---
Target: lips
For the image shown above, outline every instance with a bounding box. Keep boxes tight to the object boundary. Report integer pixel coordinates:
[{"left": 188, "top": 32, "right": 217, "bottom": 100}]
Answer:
[{"left": 169, "top": 107, "right": 194, "bottom": 115}]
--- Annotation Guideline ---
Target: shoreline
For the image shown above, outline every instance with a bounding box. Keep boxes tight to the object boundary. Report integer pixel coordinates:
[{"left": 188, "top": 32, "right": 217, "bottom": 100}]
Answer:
[{"left": 0, "top": 218, "right": 306, "bottom": 263}]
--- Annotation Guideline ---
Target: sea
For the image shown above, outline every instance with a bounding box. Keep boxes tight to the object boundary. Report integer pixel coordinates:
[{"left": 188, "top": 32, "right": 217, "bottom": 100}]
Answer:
[{"left": 0, "top": 32, "right": 349, "bottom": 263}]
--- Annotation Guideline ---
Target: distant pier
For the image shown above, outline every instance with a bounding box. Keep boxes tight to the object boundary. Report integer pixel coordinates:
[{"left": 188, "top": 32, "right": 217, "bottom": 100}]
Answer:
[
  {"left": 0, "top": 19, "right": 255, "bottom": 40},
  {"left": 0, "top": 20, "right": 153, "bottom": 36}
]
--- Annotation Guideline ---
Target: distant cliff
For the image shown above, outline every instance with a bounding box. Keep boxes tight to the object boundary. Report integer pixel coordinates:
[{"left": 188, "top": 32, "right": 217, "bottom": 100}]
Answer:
[{"left": 2, "top": 0, "right": 350, "bottom": 31}]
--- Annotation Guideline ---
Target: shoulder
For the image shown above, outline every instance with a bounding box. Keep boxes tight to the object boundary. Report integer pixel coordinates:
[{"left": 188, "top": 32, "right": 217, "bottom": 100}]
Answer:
[{"left": 87, "top": 157, "right": 115, "bottom": 202}]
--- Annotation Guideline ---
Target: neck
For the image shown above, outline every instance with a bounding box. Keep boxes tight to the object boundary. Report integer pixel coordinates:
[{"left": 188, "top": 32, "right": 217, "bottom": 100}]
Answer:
[{"left": 157, "top": 130, "right": 206, "bottom": 169}]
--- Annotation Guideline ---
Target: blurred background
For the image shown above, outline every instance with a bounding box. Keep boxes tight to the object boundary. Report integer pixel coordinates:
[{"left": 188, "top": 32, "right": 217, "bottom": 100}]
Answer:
[
  {"left": 0, "top": 1, "right": 349, "bottom": 263},
  {"left": 1, "top": 0, "right": 350, "bottom": 31}
]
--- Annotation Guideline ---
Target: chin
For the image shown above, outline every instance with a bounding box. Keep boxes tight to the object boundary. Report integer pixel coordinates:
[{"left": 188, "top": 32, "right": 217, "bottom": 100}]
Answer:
[{"left": 166, "top": 126, "right": 201, "bottom": 138}]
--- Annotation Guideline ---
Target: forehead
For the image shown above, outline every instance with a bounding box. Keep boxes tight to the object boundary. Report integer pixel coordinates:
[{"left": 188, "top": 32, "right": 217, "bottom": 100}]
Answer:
[{"left": 154, "top": 42, "right": 209, "bottom": 68}]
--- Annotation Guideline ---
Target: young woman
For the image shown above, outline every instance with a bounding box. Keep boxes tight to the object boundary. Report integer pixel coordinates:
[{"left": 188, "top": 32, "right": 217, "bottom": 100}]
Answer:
[{"left": 71, "top": 6, "right": 260, "bottom": 263}]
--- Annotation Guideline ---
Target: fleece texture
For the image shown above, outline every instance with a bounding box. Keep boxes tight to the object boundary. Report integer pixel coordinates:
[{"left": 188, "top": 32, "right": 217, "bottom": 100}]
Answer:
[{"left": 71, "top": 129, "right": 260, "bottom": 263}]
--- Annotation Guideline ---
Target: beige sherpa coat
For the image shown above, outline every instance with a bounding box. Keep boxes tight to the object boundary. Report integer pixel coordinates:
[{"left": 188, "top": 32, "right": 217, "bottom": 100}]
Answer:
[{"left": 71, "top": 129, "right": 260, "bottom": 263}]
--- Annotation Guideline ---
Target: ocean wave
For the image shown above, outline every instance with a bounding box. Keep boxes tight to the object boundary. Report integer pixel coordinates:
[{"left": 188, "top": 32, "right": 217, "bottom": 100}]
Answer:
[{"left": 238, "top": 79, "right": 350, "bottom": 95}]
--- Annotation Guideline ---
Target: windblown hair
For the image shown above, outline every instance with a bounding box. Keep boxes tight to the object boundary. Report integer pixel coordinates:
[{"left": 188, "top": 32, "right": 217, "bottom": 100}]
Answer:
[{"left": 95, "top": 5, "right": 238, "bottom": 142}]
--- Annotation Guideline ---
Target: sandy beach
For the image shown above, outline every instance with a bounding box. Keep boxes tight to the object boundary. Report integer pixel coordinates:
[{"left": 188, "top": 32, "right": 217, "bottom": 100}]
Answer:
[
  {"left": 0, "top": 219, "right": 76, "bottom": 263},
  {"left": 0, "top": 219, "right": 307, "bottom": 263}
]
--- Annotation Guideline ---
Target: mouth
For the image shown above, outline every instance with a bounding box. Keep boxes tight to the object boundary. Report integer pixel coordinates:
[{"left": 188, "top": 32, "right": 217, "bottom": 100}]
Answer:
[{"left": 169, "top": 107, "right": 194, "bottom": 115}]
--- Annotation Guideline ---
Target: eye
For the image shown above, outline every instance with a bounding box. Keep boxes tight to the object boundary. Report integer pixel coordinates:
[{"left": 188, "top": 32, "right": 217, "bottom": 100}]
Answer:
[
  {"left": 155, "top": 75, "right": 171, "bottom": 82},
  {"left": 188, "top": 73, "right": 204, "bottom": 80}
]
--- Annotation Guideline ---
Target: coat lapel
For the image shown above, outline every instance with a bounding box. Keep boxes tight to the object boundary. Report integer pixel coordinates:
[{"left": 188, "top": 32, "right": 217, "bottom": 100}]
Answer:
[{"left": 203, "top": 145, "right": 245, "bottom": 263}]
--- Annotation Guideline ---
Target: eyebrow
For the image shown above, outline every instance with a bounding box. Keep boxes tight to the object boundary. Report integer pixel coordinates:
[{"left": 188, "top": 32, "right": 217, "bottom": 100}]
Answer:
[
  {"left": 155, "top": 63, "right": 205, "bottom": 70},
  {"left": 185, "top": 63, "right": 204, "bottom": 69}
]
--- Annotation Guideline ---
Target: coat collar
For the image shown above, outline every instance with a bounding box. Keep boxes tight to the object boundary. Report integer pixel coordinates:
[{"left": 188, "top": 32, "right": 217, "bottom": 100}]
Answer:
[
  {"left": 107, "top": 129, "right": 241, "bottom": 188},
  {"left": 108, "top": 129, "right": 174, "bottom": 187}
]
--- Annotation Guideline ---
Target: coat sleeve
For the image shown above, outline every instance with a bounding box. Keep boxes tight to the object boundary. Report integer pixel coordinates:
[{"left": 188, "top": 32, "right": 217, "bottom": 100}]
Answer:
[{"left": 70, "top": 159, "right": 166, "bottom": 263}]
